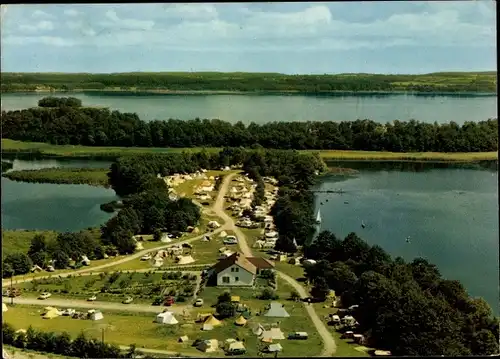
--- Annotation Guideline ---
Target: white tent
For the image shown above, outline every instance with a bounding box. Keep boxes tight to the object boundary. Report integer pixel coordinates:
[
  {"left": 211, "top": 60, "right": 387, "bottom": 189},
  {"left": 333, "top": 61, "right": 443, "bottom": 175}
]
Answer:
[
  {"left": 2, "top": 303, "right": 8, "bottom": 312},
  {"left": 253, "top": 324, "right": 266, "bottom": 336},
  {"left": 155, "top": 311, "right": 178, "bottom": 325},
  {"left": 160, "top": 233, "right": 172, "bottom": 243},
  {"left": 267, "top": 344, "right": 283, "bottom": 353},
  {"left": 261, "top": 328, "right": 285, "bottom": 341},
  {"left": 219, "top": 230, "right": 228, "bottom": 238},
  {"left": 208, "top": 221, "right": 221, "bottom": 229},
  {"left": 89, "top": 310, "right": 103, "bottom": 321},
  {"left": 176, "top": 255, "right": 195, "bottom": 265},
  {"left": 151, "top": 258, "right": 164, "bottom": 267},
  {"left": 264, "top": 302, "right": 290, "bottom": 318}
]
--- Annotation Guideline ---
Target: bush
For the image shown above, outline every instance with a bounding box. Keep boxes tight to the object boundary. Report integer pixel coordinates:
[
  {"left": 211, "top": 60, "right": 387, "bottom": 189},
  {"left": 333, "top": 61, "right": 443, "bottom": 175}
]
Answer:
[
  {"left": 176, "top": 295, "right": 186, "bottom": 302},
  {"left": 259, "top": 288, "right": 279, "bottom": 300}
]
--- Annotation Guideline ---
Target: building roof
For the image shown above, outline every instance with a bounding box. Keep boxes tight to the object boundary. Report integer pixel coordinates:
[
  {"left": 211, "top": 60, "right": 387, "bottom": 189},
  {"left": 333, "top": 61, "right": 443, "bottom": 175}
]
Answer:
[
  {"left": 212, "top": 252, "right": 257, "bottom": 275},
  {"left": 247, "top": 257, "right": 275, "bottom": 269}
]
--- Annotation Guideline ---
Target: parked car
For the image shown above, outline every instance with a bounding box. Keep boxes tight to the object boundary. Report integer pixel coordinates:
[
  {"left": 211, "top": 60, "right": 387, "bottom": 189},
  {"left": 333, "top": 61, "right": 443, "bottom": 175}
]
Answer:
[
  {"left": 38, "top": 292, "right": 51, "bottom": 300},
  {"left": 123, "top": 296, "right": 134, "bottom": 304},
  {"left": 87, "top": 295, "right": 97, "bottom": 301},
  {"left": 141, "top": 254, "right": 152, "bottom": 261},
  {"left": 226, "top": 348, "right": 246, "bottom": 356},
  {"left": 193, "top": 298, "right": 204, "bottom": 307},
  {"left": 288, "top": 332, "right": 309, "bottom": 340},
  {"left": 164, "top": 296, "right": 175, "bottom": 306},
  {"left": 223, "top": 236, "right": 238, "bottom": 245}
]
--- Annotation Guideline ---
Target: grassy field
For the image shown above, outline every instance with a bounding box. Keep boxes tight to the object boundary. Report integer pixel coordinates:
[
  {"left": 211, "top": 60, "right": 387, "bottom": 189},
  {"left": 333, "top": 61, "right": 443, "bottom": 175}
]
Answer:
[
  {"left": 17, "top": 271, "right": 198, "bottom": 304},
  {"left": 5, "top": 277, "right": 325, "bottom": 358},
  {"left": 3, "top": 168, "right": 110, "bottom": 187},
  {"left": 2, "top": 230, "right": 59, "bottom": 257},
  {"left": 3, "top": 139, "right": 497, "bottom": 162}
]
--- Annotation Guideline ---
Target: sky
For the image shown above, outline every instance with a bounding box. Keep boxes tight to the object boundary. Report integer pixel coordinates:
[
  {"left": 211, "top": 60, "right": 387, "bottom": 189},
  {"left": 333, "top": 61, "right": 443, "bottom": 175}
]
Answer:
[{"left": 0, "top": 2, "right": 497, "bottom": 74}]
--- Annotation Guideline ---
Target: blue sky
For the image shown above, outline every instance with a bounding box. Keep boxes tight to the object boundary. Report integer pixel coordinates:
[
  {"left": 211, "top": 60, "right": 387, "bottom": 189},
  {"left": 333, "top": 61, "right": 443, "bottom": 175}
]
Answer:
[{"left": 1, "top": 2, "right": 496, "bottom": 74}]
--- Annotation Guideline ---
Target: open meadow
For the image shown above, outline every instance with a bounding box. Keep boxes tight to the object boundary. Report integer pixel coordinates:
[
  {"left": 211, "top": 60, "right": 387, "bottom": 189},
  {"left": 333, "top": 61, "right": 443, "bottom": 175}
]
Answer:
[{"left": 3, "top": 139, "right": 497, "bottom": 162}]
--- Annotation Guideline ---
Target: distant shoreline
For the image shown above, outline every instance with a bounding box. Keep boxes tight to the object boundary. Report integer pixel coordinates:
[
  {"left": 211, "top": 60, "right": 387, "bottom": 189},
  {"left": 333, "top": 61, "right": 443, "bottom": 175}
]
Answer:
[{"left": 1, "top": 89, "right": 497, "bottom": 97}]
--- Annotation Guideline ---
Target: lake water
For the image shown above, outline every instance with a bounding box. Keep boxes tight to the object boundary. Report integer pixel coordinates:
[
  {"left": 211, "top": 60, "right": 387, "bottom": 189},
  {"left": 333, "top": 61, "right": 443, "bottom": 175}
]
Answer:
[
  {"left": 1, "top": 159, "right": 117, "bottom": 232},
  {"left": 1, "top": 92, "right": 497, "bottom": 125},
  {"left": 315, "top": 162, "right": 499, "bottom": 314}
]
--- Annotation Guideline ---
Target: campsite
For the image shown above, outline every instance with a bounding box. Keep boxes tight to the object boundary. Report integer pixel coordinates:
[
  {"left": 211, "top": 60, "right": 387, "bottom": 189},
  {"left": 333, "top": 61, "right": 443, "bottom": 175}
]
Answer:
[{"left": 17, "top": 271, "right": 198, "bottom": 306}]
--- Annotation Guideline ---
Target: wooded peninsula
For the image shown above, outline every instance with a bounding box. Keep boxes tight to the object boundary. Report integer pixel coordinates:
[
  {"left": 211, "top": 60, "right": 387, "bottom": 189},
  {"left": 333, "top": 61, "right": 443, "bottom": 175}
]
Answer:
[
  {"left": 1, "top": 97, "right": 498, "bottom": 154},
  {"left": 1, "top": 71, "right": 497, "bottom": 94}
]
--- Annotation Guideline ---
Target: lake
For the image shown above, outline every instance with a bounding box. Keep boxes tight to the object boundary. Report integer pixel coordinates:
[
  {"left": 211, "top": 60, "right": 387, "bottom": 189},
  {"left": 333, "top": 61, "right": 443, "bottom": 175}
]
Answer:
[
  {"left": 1, "top": 159, "right": 117, "bottom": 232},
  {"left": 315, "top": 161, "right": 499, "bottom": 314},
  {"left": 1, "top": 92, "right": 497, "bottom": 125}
]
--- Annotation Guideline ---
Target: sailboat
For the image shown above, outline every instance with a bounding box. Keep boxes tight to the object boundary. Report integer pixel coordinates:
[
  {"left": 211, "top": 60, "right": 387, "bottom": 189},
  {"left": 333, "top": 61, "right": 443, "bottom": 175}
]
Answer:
[
  {"left": 361, "top": 220, "right": 366, "bottom": 229},
  {"left": 406, "top": 236, "right": 411, "bottom": 243},
  {"left": 316, "top": 210, "right": 322, "bottom": 224}
]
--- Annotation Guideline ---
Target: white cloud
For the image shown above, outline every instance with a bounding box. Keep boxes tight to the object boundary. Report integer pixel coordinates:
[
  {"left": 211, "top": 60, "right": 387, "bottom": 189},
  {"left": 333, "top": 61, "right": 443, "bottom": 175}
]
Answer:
[
  {"left": 4, "top": 3, "right": 495, "bottom": 51},
  {"left": 161, "top": 4, "right": 218, "bottom": 20},
  {"left": 19, "top": 20, "right": 54, "bottom": 33},
  {"left": 64, "top": 9, "right": 81, "bottom": 17},
  {"left": 32, "top": 9, "right": 53, "bottom": 19},
  {"left": 100, "top": 9, "right": 155, "bottom": 31},
  {"left": 3, "top": 35, "right": 74, "bottom": 47}
]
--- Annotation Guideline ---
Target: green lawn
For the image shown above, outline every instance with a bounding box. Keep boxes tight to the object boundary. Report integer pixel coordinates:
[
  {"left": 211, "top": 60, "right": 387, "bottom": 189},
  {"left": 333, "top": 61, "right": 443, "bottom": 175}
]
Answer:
[
  {"left": 2, "top": 230, "right": 58, "bottom": 257},
  {"left": 3, "top": 168, "right": 110, "bottom": 187},
  {"left": 5, "top": 285, "right": 323, "bottom": 358},
  {"left": 3, "top": 138, "right": 496, "bottom": 162}
]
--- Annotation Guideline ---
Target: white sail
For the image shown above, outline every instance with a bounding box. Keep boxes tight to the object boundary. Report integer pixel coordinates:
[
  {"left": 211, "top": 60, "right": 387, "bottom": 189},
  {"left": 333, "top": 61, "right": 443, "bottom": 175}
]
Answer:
[{"left": 316, "top": 210, "right": 322, "bottom": 223}]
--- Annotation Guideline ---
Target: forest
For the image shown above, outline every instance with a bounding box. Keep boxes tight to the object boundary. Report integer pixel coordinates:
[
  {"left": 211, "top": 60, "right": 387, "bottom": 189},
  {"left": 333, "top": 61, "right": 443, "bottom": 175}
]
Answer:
[
  {"left": 301, "top": 231, "right": 500, "bottom": 356},
  {"left": 1, "top": 71, "right": 496, "bottom": 93},
  {"left": 1, "top": 97, "right": 498, "bottom": 152}
]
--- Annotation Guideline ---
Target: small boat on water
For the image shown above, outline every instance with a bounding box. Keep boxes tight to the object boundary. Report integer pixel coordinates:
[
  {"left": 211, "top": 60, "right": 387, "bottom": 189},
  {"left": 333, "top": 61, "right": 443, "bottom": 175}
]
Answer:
[
  {"left": 406, "top": 236, "right": 411, "bottom": 243},
  {"left": 316, "top": 210, "right": 322, "bottom": 224},
  {"left": 344, "top": 201, "right": 349, "bottom": 204},
  {"left": 361, "top": 220, "right": 365, "bottom": 229}
]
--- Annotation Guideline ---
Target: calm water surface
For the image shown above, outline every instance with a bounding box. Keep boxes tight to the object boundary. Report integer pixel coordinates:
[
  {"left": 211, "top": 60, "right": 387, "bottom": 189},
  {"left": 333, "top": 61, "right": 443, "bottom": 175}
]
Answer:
[
  {"left": 315, "top": 163, "right": 499, "bottom": 314},
  {"left": 1, "top": 92, "right": 497, "bottom": 125},
  {"left": 1, "top": 159, "right": 116, "bottom": 232}
]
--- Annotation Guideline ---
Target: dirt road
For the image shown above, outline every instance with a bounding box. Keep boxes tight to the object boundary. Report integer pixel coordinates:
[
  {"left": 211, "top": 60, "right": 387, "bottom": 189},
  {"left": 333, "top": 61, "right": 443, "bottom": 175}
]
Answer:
[
  {"left": 216, "top": 173, "right": 337, "bottom": 356},
  {"left": 3, "top": 296, "right": 193, "bottom": 314},
  {"left": 212, "top": 173, "right": 252, "bottom": 256}
]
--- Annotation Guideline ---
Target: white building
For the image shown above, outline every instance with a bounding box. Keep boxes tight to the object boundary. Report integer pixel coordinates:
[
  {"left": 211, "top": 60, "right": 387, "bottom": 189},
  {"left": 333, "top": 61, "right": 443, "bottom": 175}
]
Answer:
[{"left": 209, "top": 252, "right": 275, "bottom": 287}]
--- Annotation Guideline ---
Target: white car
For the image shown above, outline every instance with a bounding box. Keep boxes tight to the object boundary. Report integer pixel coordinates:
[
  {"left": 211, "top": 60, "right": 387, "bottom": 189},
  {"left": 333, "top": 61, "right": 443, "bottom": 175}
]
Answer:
[
  {"left": 141, "top": 254, "right": 152, "bottom": 261},
  {"left": 38, "top": 292, "right": 51, "bottom": 300},
  {"left": 62, "top": 308, "right": 76, "bottom": 316},
  {"left": 223, "top": 236, "right": 238, "bottom": 245},
  {"left": 87, "top": 295, "right": 97, "bottom": 301},
  {"left": 193, "top": 298, "right": 204, "bottom": 307}
]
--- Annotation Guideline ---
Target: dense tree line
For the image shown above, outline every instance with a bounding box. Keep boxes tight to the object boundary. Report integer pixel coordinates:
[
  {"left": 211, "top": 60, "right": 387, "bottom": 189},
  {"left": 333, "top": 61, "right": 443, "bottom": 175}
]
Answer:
[
  {"left": 2, "top": 99, "right": 497, "bottom": 152},
  {"left": 302, "top": 231, "right": 500, "bottom": 356},
  {"left": 2, "top": 231, "right": 114, "bottom": 278},
  {"left": 1, "top": 72, "right": 496, "bottom": 93},
  {"left": 100, "top": 189, "right": 201, "bottom": 254},
  {"left": 2, "top": 324, "right": 135, "bottom": 358},
  {"left": 38, "top": 96, "right": 82, "bottom": 108}
]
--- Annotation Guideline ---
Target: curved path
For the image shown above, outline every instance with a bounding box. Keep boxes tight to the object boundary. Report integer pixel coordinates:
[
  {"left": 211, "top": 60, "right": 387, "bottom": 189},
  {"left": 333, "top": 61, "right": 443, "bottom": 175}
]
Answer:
[{"left": 217, "top": 173, "right": 337, "bottom": 356}]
